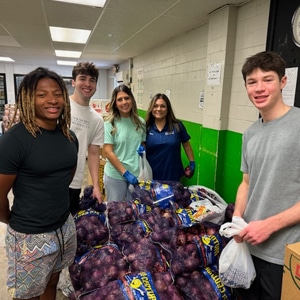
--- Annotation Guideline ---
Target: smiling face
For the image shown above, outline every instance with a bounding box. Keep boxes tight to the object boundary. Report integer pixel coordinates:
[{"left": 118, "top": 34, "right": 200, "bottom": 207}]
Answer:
[
  {"left": 72, "top": 73, "right": 97, "bottom": 102},
  {"left": 152, "top": 98, "right": 168, "bottom": 121},
  {"left": 34, "top": 78, "right": 65, "bottom": 130},
  {"left": 115, "top": 91, "right": 133, "bottom": 117},
  {"left": 245, "top": 68, "right": 287, "bottom": 113}
]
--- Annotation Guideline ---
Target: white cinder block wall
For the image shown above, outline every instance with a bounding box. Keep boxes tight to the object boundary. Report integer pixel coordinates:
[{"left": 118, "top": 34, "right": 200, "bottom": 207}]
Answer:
[
  {"left": 229, "top": 0, "right": 270, "bottom": 133},
  {"left": 126, "top": 0, "right": 270, "bottom": 135},
  {"left": 0, "top": 0, "right": 271, "bottom": 136},
  {"left": 132, "top": 23, "right": 208, "bottom": 126}
]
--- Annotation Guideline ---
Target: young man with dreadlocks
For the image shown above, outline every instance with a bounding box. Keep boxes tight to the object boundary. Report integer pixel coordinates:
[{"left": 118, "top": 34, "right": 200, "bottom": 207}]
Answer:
[{"left": 0, "top": 67, "right": 78, "bottom": 300}]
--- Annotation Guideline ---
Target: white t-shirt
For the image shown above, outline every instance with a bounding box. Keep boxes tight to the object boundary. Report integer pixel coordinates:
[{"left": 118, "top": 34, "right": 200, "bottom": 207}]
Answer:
[{"left": 69, "top": 99, "right": 104, "bottom": 189}]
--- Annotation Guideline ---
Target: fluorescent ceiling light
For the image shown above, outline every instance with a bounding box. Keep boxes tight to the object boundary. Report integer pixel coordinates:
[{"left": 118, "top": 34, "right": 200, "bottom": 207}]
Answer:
[
  {"left": 50, "top": 26, "right": 91, "bottom": 44},
  {"left": 57, "top": 60, "right": 77, "bottom": 66},
  {"left": 52, "top": 0, "right": 106, "bottom": 7},
  {"left": 55, "top": 50, "right": 82, "bottom": 58},
  {"left": 0, "top": 56, "right": 14, "bottom": 62}
]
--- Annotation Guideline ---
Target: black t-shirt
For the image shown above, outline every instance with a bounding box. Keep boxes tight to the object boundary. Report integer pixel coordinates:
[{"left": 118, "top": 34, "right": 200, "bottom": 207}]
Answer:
[{"left": 0, "top": 122, "right": 78, "bottom": 233}]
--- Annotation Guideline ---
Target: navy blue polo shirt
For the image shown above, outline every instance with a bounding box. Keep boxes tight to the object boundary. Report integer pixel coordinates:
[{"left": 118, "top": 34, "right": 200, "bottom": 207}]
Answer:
[{"left": 146, "top": 122, "right": 190, "bottom": 181}]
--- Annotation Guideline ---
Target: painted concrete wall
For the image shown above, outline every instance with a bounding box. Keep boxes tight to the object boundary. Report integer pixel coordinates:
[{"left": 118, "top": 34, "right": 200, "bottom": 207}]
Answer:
[{"left": 133, "top": 0, "right": 270, "bottom": 203}]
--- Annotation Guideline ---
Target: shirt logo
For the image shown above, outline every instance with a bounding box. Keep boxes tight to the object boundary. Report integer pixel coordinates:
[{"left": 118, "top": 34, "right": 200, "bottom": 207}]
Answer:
[{"left": 165, "top": 131, "right": 175, "bottom": 136}]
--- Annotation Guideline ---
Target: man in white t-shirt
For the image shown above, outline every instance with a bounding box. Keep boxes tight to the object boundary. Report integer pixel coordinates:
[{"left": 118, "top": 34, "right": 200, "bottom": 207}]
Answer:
[
  {"left": 68, "top": 62, "right": 104, "bottom": 215},
  {"left": 58, "top": 62, "right": 104, "bottom": 297}
]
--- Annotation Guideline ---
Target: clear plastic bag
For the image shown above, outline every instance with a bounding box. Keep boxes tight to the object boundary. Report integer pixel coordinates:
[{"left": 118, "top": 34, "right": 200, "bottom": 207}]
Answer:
[
  {"left": 138, "top": 152, "right": 153, "bottom": 181},
  {"left": 218, "top": 216, "right": 256, "bottom": 289}
]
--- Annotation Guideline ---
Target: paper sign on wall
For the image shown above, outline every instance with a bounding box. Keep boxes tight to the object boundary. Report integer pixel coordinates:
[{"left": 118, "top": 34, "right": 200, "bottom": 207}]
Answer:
[
  {"left": 283, "top": 67, "right": 298, "bottom": 106},
  {"left": 207, "top": 63, "right": 222, "bottom": 86}
]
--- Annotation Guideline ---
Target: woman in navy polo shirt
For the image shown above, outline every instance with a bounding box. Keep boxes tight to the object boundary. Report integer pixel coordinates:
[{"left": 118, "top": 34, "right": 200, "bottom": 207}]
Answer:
[{"left": 145, "top": 93, "right": 195, "bottom": 182}]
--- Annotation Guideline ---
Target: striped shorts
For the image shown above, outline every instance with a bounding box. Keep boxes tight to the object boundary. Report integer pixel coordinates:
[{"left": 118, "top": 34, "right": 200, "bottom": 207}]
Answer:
[{"left": 5, "top": 214, "right": 76, "bottom": 299}]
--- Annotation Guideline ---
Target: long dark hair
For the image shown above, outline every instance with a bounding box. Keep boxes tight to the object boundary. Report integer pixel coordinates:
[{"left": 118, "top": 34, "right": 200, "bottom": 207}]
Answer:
[{"left": 145, "top": 93, "right": 180, "bottom": 132}]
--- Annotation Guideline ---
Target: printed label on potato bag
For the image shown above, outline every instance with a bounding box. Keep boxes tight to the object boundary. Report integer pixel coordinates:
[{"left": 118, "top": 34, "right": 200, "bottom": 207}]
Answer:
[
  {"left": 175, "top": 207, "right": 198, "bottom": 227},
  {"left": 201, "top": 266, "right": 232, "bottom": 300},
  {"left": 119, "top": 271, "right": 160, "bottom": 300},
  {"left": 193, "top": 234, "right": 222, "bottom": 267}
]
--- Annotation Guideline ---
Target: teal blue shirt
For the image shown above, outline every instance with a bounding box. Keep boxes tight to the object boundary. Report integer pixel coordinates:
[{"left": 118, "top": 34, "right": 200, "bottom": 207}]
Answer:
[{"left": 104, "top": 117, "right": 146, "bottom": 180}]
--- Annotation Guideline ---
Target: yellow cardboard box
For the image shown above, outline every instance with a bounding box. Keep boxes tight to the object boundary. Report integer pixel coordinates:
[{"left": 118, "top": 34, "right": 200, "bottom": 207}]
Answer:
[{"left": 281, "top": 242, "right": 300, "bottom": 300}]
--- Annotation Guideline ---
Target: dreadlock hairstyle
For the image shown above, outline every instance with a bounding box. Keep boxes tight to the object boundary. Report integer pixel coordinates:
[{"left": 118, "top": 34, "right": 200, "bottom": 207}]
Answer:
[
  {"left": 145, "top": 93, "right": 180, "bottom": 133},
  {"left": 106, "top": 84, "right": 145, "bottom": 135},
  {"left": 11, "top": 67, "right": 73, "bottom": 140},
  {"left": 72, "top": 62, "right": 99, "bottom": 82}
]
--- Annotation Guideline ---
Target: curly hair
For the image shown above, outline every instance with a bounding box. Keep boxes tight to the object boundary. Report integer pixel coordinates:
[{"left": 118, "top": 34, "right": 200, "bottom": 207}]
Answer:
[
  {"left": 72, "top": 62, "right": 99, "bottom": 82},
  {"left": 11, "top": 67, "right": 73, "bottom": 140}
]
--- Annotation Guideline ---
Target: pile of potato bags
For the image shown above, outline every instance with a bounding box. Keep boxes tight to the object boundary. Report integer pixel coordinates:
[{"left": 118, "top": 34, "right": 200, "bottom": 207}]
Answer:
[{"left": 69, "top": 180, "right": 236, "bottom": 300}]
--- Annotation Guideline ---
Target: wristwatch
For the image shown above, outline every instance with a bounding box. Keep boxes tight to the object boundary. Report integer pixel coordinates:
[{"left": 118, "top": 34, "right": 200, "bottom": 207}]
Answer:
[{"left": 292, "top": 6, "right": 300, "bottom": 47}]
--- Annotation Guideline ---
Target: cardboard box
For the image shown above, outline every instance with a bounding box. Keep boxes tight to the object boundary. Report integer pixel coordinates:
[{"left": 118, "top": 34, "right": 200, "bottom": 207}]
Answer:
[{"left": 281, "top": 242, "right": 300, "bottom": 299}]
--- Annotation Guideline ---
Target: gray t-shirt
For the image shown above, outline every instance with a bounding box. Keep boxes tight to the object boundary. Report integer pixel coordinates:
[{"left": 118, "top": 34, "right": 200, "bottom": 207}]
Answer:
[{"left": 242, "top": 106, "right": 300, "bottom": 265}]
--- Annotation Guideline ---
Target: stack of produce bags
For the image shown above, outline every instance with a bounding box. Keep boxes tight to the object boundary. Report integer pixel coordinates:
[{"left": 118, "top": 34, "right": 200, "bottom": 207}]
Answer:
[{"left": 69, "top": 181, "right": 236, "bottom": 300}]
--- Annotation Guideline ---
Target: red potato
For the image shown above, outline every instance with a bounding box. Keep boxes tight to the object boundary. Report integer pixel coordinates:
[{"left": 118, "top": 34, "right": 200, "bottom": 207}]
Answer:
[
  {"left": 158, "top": 180, "right": 192, "bottom": 208},
  {"left": 72, "top": 280, "right": 127, "bottom": 300},
  {"left": 152, "top": 272, "right": 183, "bottom": 300},
  {"left": 131, "top": 186, "right": 154, "bottom": 207},
  {"left": 74, "top": 210, "right": 109, "bottom": 257},
  {"left": 170, "top": 243, "right": 201, "bottom": 276},
  {"left": 175, "top": 268, "right": 233, "bottom": 300},
  {"left": 123, "top": 237, "right": 168, "bottom": 274},
  {"left": 110, "top": 221, "right": 147, "bottom": 249},
  {"left": 80, "top": 185, "right": 107, "bottom": 213},
  {"left": 107, "top": 201, "right": 137, "bottom": 226},
  {"left": 184, "top": 166, "right": 193, "bottom": 178},
  {"left": 69, "top": 244, "right": 129, "bottom": 294}
]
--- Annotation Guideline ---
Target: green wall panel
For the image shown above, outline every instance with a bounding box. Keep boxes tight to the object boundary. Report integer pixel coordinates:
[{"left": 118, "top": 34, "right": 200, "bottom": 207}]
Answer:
[
  {"left": 180, "top": 121, "right": 202, "bottom": 187},
  {"left": 138, "top": 109, "right": 146, "bottom": 119},
  {"left": 198, "top": 128, "right": 219, "bottom": 189},
  {"left": 138, "top": 109, "right": 243, "bottom": 204},
  {"left": 216, "top": 130, "right": 243, "bottom": 203}
]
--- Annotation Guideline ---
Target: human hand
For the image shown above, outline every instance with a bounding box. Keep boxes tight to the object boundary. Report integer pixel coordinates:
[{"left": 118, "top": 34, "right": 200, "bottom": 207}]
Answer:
[
  {"left": 239, "top": 220, "right": 271, "bottom": 245},
  {"left": 137, "top": 144, "right": 146, "bottom": 157},
  {"left": 184, "top": 161, "right": 195, "bottom": 178},
  {"left": 92, "top": 186, "right": 103, "bottom": 203},
  {"left": 123, "top": 170, "right": 138, "bottom": 185}
]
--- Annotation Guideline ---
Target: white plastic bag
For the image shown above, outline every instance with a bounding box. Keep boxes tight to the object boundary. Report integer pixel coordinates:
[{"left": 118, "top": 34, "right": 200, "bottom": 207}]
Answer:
[
  {"left": 138, "top": 152, "right": 152, "bottom": 181},
  {"left": 218, "top": 216, "right": 256, "bottom": 289},
  {"left": 188, "top": 185, "right": 228, "bottom": 224}
]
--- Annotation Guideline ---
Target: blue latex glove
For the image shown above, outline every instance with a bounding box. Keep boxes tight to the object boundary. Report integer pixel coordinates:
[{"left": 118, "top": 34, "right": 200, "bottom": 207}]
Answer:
[
  {"left": 123, "top": 170, "right": 138, "bottom": 185},
  {"left": 137, "top": 144, "right": 146, "bottom": 157},
  {"left": 189, "top": 161, "right": 195, "bottom": 172}
]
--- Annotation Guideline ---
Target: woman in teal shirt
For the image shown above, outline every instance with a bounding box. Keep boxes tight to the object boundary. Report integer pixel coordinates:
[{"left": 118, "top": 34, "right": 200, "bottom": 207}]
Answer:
[{"left": 103, "top": 84, "right": 146, "bottom": 201}]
